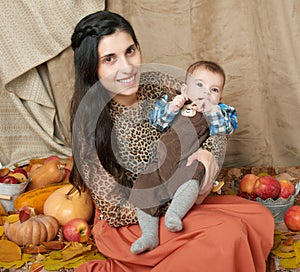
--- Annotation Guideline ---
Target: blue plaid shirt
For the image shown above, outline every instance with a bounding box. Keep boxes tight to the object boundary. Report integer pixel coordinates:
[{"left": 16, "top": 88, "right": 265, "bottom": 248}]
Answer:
[{"left": 150, "top": 94, "right": 238, "bottom": 135}]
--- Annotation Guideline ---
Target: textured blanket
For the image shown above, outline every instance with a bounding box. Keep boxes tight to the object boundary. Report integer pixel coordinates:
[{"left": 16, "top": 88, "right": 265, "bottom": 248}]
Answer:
[{"left": 0, "top": 0, "right": 105, "bottom": 167}]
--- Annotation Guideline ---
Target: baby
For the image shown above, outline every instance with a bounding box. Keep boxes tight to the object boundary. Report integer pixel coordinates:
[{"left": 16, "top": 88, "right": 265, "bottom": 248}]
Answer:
[{"left": 129, "top": 60, "right": 238, "bottom": 254}]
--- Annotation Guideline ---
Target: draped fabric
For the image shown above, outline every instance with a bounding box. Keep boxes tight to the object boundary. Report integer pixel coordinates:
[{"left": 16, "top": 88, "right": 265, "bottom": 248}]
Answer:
[
  {"left": 76, "top": 195, "right": 274, "bottom": 272},
  {"left": 0, "top": 0, "right": 105, "bottom": 167},
  {"left": 107, "top": 0, "right": 300, "bottom": 168}
]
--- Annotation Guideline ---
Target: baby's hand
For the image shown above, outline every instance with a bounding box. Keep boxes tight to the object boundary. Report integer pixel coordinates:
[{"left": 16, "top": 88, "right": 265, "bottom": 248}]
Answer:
[
  {"left": 192, "top": 99, "right": 218, "bottom": 113},
  {"left": 169, "top": 94, "right": 187, "bottom": 112}
]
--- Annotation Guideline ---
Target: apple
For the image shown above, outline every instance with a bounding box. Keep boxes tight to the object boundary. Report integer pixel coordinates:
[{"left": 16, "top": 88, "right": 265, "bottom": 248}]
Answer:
[
  {"left": 254, "top": 176, "right": 280, "bottom": 200},
  {"left": 12, "top": 168, "right": 28, "bottom": 178},
  {"left": 1, "top": 176, "right": 19, "bottom": 184},
  {"left": 7, "top": 172, "right": 27, "bottom": 183},
  {"left": 239, "top": 174, "right": 259, "bottom": 194},
  {"left": 62, "top": 218, "right": 91, "bottom": 243},
  {"left": 284, "top": 206, "right": 300, "bottom": 231},
  {"left": 278, "top": 180, "right": 295, "bottom": 199}
]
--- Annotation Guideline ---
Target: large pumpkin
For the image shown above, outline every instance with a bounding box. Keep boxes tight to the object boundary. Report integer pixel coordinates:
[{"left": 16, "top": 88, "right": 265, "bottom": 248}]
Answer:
[
  {"left": 4, "top": 214, "right": 59, "bottom": 246},
  {"left": 43, "top": 184, "right": 94, "bottom": 225}
]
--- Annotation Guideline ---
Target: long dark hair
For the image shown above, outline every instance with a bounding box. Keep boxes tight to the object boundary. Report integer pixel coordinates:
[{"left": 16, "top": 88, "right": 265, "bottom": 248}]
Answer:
[{"left": 69, "top": 11, "right": 140, "bottom": 191}]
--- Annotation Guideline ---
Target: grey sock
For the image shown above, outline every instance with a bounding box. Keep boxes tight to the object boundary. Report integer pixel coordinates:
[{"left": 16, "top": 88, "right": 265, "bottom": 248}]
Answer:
[
  {"left": 130, "top": 208, "right": 159, "bottom": 254},
  {"left": 165, "top": 179, "right": 199, "bottom": 232}
]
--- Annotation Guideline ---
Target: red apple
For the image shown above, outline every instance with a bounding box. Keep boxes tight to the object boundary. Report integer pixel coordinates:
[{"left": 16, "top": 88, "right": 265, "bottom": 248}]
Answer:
[
  {"left": 12, "top": 167, "right": 28, "bottom": 178},
  {"left": 278, "top": 180, "right": 295, "bottom": 199},
  {"left": 1, "top": 176, "right": 19, "bottom": 184},
  {"left": 254, "top": 176, "right": 280, "bottom": 200},
  {"left": 284, "top": 206, "right": 300, "bottom": 231},
  {"left": 239, "top": 174, "right": 259, "bottom": 194},
  {"left": 62, "top": 218, "right": 91, "bottom": 243}
]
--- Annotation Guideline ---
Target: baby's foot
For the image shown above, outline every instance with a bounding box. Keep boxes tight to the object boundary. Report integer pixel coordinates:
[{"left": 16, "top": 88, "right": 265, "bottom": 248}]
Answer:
[
  {"left": 165, "top": 210, "right": 183, "bottom": 232},
  {"left": 130, "top": 235, "right": 159, "bottom": 254}
]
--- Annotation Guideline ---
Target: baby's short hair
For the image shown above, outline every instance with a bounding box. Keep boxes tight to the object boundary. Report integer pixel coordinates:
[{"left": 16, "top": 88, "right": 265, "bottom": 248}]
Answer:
[{"left": 186, "top": 60, "right": 226, "bottom": 87}]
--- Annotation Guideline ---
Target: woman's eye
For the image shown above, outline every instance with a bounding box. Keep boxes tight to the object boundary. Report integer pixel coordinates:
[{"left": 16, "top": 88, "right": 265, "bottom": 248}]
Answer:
[
  {"left": 99, "top": 55, "right": 116, "bottom": 65},
  {"left": 126, "top": 46, "right": 135, "bottom": 55},
  {"left": 104, "top": 55, "right": 114, "bottom": 63}
]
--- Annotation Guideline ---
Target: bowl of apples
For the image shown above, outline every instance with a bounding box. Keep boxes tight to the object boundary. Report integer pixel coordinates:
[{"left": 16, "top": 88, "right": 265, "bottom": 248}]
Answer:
[
  {"left": 234, "top": 174, "right": 300, "bottom": 223},
  {"left": 0, "top": 167, "right": 29, "bottom": 213}
]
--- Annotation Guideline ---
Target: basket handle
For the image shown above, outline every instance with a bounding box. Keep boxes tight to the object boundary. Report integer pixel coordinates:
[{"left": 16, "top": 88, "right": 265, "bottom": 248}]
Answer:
[{"left": 294, "top": 182, "right": 300, "bottom": 196}]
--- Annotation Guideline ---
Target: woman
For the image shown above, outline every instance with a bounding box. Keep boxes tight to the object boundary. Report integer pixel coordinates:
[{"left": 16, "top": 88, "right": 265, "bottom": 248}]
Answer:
[{"left": 69, "top": 10, "right": 274, "bottom": 272}]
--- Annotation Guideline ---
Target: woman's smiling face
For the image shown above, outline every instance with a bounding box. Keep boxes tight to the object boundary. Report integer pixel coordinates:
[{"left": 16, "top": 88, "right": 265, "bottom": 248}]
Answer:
[{"left": 97, "top": 31, "right": 142, "bottom": 106}]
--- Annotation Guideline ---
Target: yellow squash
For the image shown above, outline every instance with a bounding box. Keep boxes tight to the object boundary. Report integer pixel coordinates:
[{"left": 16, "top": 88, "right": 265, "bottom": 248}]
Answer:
[{"left": 14, "top": 182, "right": 68, "bottom": 214}]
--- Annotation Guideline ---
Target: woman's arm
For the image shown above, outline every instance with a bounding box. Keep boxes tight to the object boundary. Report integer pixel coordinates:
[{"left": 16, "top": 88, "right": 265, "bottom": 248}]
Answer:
[{"left": 74, "top": 132, "right": 138, "bottom": 227}]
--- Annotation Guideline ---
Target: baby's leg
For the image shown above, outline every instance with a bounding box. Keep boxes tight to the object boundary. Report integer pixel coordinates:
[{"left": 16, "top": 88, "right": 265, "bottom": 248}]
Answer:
[
  {"left": 165, "top": 179, "right": 199, "bottom": 232},
  {"left": 130, "top": 208, "right": 159, "bottom": 254}
]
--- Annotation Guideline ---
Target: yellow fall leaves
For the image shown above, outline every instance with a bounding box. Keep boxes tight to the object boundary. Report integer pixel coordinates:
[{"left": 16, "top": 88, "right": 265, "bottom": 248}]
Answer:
[
  {"left": 272, "top": 229, "right": 300, "bottom": 269},
  {"left": 41, "top": 242, "right": 106, "bottom": 270}
]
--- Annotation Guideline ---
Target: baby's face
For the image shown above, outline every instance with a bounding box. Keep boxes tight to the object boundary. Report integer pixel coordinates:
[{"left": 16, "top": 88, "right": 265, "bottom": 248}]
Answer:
[{"left": 185, "top": 68, "right": 224, "bottom": 105}]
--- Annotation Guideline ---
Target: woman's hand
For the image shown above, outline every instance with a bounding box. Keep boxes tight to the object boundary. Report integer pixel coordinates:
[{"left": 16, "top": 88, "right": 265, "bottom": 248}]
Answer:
[{"left": 186, "top": 149, "right": 219, "bottom": 199}]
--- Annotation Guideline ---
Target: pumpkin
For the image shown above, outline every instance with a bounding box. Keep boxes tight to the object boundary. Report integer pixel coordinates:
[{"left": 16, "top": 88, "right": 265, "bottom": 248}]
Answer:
[
  {"left": 43, "top": 184, "right": 94, "bottom": 226},
  {"left": 4, "top": 213, "right": 59, "bottom": 246}
]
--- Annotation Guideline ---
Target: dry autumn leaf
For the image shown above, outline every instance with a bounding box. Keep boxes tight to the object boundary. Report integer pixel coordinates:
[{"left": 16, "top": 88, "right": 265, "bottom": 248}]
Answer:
[
  {"left": 0, "top": 202, "right": 6, "bottom": 216},
  {"left": 0, "top": 167, "right": 10, "bottom": 177},
  {"left": 0, "top": 253, "right": 34, "bottom": 270},
  {"left": 283, "top": 236, "right": 295, "bottom": 246},
  {"left": 61, "top": 242, "right": 92, "bottom": 261},
  {"left": 42, "top": 240, "right": 65, "bottom": 250},
  {"left": 30, "top": 262, "right": 43, "bottom": 272},
  {"left": 5, "top": 214, "right": 19, "bottom": 223},
  {"left": 0, "top": 240, "right": 22, "bottom": 262}
]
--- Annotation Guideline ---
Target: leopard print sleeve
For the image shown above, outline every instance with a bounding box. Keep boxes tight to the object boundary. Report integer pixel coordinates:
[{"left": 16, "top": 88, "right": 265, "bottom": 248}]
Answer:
[
  {"left": 75, "top": 137, "right": 138, "bottom": 227},
  {"left": 201, "top": 134, "right": 228, "bottom": 167}
]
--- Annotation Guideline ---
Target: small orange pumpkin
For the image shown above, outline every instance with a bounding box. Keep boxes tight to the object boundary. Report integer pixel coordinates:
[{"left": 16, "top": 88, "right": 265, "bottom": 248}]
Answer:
[
  {"left": 4, "top": 212, "right": 59, "bottom": 246},
  {"left": 43, "top": 184, "right": 94, "bottom": 226}
]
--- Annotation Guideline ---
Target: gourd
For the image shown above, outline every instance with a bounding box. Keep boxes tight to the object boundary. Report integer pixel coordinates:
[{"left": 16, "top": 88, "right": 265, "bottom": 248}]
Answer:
[
  {"left": 27, "top": 159, "right": 66, "bottom": 191},
  {"left": 4, "top": 212, "right": 59, "bottom": 246},
  {"left": 43, "top": 184, "right": 94, "bottom": 226},
  {"left": 14, "top": 182, "right": 69, "bottom": 214}
]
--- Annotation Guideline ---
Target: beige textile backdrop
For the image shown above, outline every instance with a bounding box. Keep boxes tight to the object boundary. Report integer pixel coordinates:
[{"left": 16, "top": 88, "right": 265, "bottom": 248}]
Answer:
[
  {"left": 107, "top": 0, "right": 300, "bottom": 168},
  {"left": 0, "top": 0, "right": 300, "bottom": 168},
  {"left": 0, "top": 0, "right": 105, "bottom": 167}
]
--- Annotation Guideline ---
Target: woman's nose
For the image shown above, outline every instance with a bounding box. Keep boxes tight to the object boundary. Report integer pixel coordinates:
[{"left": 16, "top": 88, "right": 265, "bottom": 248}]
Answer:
[{"left": 119, "top": 57, "right": 133, "bottom": 73}]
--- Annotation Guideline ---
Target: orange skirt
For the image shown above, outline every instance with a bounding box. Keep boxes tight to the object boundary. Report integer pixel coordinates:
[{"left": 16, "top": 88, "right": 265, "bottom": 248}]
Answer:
[{"left": 76, "top": 195, "right": 274, "bottom": 272}]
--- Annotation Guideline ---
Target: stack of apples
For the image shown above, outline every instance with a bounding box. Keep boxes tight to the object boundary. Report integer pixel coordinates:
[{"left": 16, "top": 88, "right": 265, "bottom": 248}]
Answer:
[
  {"left": 0, "top": 167, "right": 28, "bottom": 184},
  {"left": 239, "top": 173, "right": 300, "bottom": 230},
  {"left": 238, "top": 174, "right": 295, "bottom": 200}
]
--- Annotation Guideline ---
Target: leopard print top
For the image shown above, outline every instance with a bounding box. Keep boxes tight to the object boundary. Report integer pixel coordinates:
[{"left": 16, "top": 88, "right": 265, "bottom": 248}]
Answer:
[{"left": 77, "top": 71, "right": 226, "bottom": 227}]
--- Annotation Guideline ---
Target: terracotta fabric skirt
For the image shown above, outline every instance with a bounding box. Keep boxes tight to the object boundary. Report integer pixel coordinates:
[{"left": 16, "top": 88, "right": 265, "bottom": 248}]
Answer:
[{"left": 76, "top": 195, "right": 274, "bottom": 272}]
